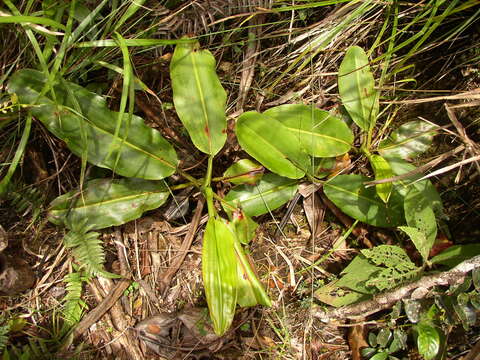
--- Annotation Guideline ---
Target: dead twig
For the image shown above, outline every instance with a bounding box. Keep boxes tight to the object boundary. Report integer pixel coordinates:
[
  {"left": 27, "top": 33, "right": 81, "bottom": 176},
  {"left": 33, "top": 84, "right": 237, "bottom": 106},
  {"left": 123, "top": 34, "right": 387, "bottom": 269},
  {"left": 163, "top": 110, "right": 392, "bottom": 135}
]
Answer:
[
  {"left": 96, "top": 277, "right": 144, "bottom": 360},
  {"left": 67, "top": 279, "right": 131, "bottom": 343},
  {"left": 237, "top": 14, "right": 264, "bottom": 111},
  {"left": 463, "top": 338, "right": 480, "bottom": 360},
  {"left": 384, "top": 88, "right": 480, "bottom": 104},
  {"left": 158, "top": 197, "right": 205, "bottom": 295},
  {"left": 365, "top": 145, "right": 465, "bottom": 186},
  {"left": 313, "top": 255, "right": 480, "bottom": 322}
]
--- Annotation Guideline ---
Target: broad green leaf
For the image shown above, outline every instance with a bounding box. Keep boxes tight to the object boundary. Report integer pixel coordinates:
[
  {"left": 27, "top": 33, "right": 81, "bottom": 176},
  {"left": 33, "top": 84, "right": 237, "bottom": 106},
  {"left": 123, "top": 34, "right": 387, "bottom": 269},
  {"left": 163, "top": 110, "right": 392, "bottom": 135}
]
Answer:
[
  {"left": 336, "top": 255, "right": 380, "bottom": 294},
  {"left": 361, "top": 245, "right": 419, "bottom": 291},
  {"left": 361, "top": 245, "right": 416, "bottom": 271},
  {"left": 378, "top": 121, "right": 437, "bottom": 160},
  {"left": 236, "top": 111, "right": 310, "bottom": 179},
  {"left": 370, "top": 352, "right": 389, "bottom": 360},
  {"left": 404, "top": 299, "right": 422, "bottom": 323},
  {"left": 223, "top": 159, "right": 264, "bottom": 185},
  {"left": 376, "top": 328, "right": 392, "bottom": 348},
  {"left": 470, "top": 293, "right": 480, "bottom": 310},
  {"left": 49, "top": 178, "right": 170, "bottom": 230},
  {"left": 202, "top": 217, "right": 237, "bottom": 335},
  {"left": 368, "top": 332, "right": 378, "bottom": 347},
  {"left": 404, "top": 187, "right": 437, "bottom": 246},
  {"left": 263, "top": 104, "right": 353, "bottom": 157},
  {"left": 315, "top": 255, "right": 376, "bottom": 306},
  {"left": 416, "top": 323, "right": 440, "bottom": 360},
  {"left": 384, "top": 156, "right": 443, "bottom": 216},
  {"left": 323, "top": 174, "right": 404, "bottom": 227},
  {"left": 223, "top": 173, "right": 298, "bottom": 217},
  {"left": 431, "top": 244, "right": 480, "bottom": 267},
  {"left": 369, "top": 154, "right": 393, "bottom": 203},
  {"left": 170, "top": 40, "right": 227, "bottom": 155},
  {"left": 399, "top": 226, "right": 431, "bottom": 263},
  {"left": 8, "top": 69, "right": 177, "bottom": 179},
  {"left": 453, "top": 302, "right": 477, "bottom": 330},
  {"left": 338, "top": 46, "right": 378, "bottom": 131},
  {"left": 314, "top": 281, "right": 370, "bottom": 307},
  {"left": 389, "top": 329, "right": 408, "bottom": 353}
]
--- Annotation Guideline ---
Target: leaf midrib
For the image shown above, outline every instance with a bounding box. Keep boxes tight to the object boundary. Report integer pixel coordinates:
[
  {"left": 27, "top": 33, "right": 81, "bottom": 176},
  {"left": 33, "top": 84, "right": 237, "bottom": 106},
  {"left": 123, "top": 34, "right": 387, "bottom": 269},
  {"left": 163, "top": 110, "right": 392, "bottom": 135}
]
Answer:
[
  {"left": 51, "top": 190, "right": 166, "bottom": 213},
  {"left": 284, "top": 126, "right": 351, "bottom": 147},
  {"left": 45, "top": 103, "right": 177, "bottom": 170},
  {"left": 191, "top": 52, "right": 212, "bottom": 153}
]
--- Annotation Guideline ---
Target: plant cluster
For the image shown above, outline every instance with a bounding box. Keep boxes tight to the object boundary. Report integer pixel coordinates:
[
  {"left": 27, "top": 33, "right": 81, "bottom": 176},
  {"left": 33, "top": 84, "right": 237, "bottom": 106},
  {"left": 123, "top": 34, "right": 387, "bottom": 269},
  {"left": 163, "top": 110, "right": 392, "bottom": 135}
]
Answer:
[{"left": 1, "top": 2, "right": 479, "bottom": 357}]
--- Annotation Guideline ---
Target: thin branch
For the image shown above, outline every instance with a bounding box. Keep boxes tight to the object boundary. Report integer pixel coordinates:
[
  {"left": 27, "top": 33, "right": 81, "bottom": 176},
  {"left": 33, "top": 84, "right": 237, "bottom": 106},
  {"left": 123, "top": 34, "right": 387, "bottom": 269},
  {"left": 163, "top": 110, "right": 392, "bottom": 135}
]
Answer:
[
  {"left": 313, "top": 255, "right": 480, "bottom": 322},
  {"left": 158, "top": 197, "right": 205, "bottom": 295},
  {"left": 365, "top": 145, "right": 465, "bottom": 186}
]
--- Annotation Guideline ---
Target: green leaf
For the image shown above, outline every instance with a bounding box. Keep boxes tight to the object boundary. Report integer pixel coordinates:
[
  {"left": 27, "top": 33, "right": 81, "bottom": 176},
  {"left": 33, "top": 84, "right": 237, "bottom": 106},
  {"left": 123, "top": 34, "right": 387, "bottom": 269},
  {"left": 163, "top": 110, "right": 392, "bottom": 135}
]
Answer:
[
  {"left": 223, "top": 173, "right": 298, "bottom": 217},
  {"left": 454, "top": 302, "right": 476, "bottom": 330},
  {"left": 313, "top": 157, "right": 336, "bottom": 178},
  {"left": 376, "top": 328, "right": 392, "bottom": 348},
  {"left": 314, "top": 281, "right": 370, "bottom": 307},
  {"left": 202, "top": 217, "right": 237, "bottom": 335},
  {"left": 7, "top": 69, "right": 178, "bottom": 179},
  {"left": 230, "top": 227, "right": 271, "bottom": 308},
  {"left": 315, "top": 255, "right": 377, "bottom": 306},
  {"left": 63, "top": 230, "right": 118, "bottom": 278},
  {"left": 236, "top": 111, "right": 310, "bottom": 179},
  {"left": 170, "top": 40, "right": 227, "bottom": 155},
  {"left": 323, "top": 174, "right": 404, "bottom": 227},
  {"left": 223, "top": 159, "right": 264, "bottom": 185},
  {"left": 378, "top": 121, "right": 437, "bottom": 160},
  {"left": 49, "top": 178, "right": 169, "bottom": 230},
  {"left": 369, "top": 154, "right": 393, "bottom": 203},
  {"left": 404, "top": 299, "right": 422, "bottom": 323},
  {"left": 473, "top": 268, "right": 480, "bottom": 290},
  {"left": 263, "top": 104, "right": 353, "bottom": 157},
  {"left": 403, "top": 187, "right": 437, "bottom": 250},
  {"left": 389, "top": 329, "right": 407, "bottom": 353},
  {"left": 361, "top": 245, "right": 419, "bottom": 291},
  {"left": 416, "top": 322, "right": 440, "bottom": 360},
  {"left": 362, "top": 245, "right": 416, "bottom": 271},
  {"left": 230, "top": 209, "right": 258, "bottom": 245},
  {"left": 338, "top": 46, "right": 378, "bottom": 131},
  {"left": 383, "top": 157, "right": 443, "bottom": 216},
  {"left": 430, "top": 244, "right": 480, "bottom": 267},
  {"left": 398, "top": 226, "right": 431, "bottom": 263},
  {"left": 368, "top": 332, "right": 378, "bottom": 347},
  {"left": 361, "top": 347, "right": 377, "bottom": 358},
  {"left": 336, "top": 255, "right": 380, "bottom": 294},
  {"left": 370, "top": 352, "right": 389, "bottom": 360}
]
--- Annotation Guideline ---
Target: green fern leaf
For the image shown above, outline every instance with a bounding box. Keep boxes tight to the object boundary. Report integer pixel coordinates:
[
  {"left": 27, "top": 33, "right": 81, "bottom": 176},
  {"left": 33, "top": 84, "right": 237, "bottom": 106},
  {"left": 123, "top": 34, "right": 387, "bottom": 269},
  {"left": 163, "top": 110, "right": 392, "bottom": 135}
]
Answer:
[
  {"left": 6, "top": 181, "right": 45, "bottom": 222},
  {"left": 62, "top": 271, "right": 88, "bottom": 329},
  {"left": 63, "top": 230, "right": 118, "bottom": 278},
  {"left": 0, "top": 322, "right": 10, "bottom": 352}
]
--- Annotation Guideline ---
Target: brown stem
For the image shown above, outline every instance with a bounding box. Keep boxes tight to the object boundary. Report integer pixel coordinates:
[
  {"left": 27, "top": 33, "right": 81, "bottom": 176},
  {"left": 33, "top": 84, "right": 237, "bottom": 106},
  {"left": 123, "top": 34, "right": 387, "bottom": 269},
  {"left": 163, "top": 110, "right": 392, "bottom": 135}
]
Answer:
[{"left": 313, "top": 255, "right": 480, "bottom": 322}]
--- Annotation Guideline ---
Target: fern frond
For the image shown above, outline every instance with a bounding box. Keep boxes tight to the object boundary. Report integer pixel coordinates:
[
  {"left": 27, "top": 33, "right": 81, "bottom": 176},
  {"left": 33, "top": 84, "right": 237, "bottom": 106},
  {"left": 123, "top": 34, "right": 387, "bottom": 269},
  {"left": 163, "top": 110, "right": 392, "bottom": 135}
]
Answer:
[
  {"left": 63, "top": 230, "right": 116, "bottom": 278},
  {"left": 6, "top": 181, "right": 45, "bottom": 222},
  {"left": 0, "top": 322, "right": 10, "bottom": 352},
  {"left": 62, "top": 271, "right": 88, "bottom": 329}
]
